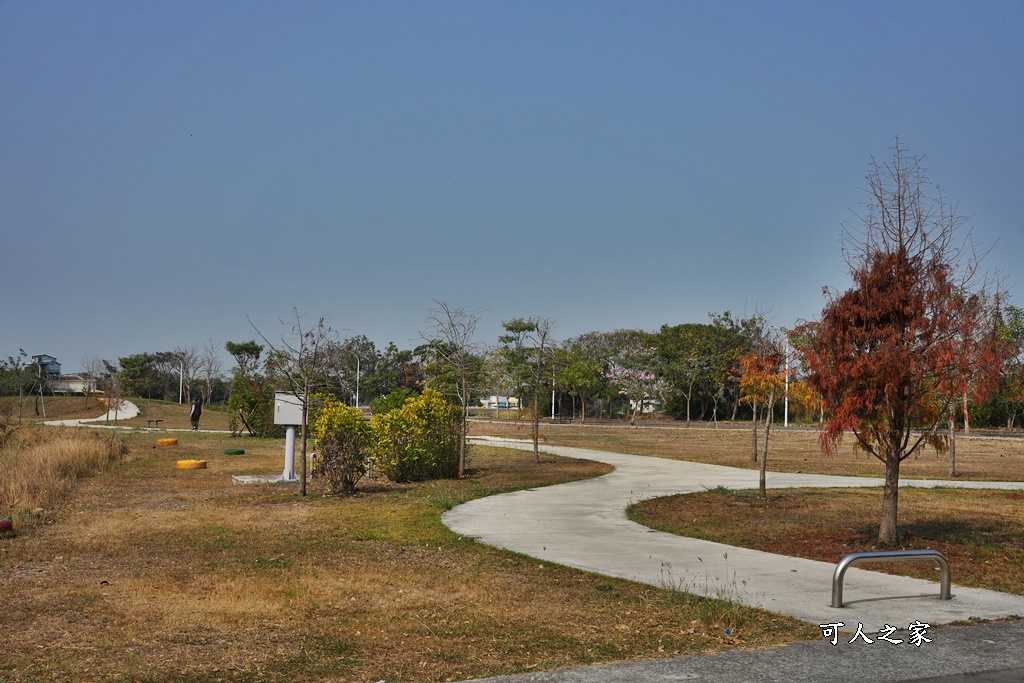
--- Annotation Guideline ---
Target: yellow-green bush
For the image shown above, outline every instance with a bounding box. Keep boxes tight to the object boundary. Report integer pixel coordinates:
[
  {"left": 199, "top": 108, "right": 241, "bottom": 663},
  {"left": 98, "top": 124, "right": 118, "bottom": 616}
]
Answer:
[
  {"left": 311, "top": 395, "right": 371, "bottom": 494},
  {"left": 369, "top": 389, "right": 460, "bottom": 482}
]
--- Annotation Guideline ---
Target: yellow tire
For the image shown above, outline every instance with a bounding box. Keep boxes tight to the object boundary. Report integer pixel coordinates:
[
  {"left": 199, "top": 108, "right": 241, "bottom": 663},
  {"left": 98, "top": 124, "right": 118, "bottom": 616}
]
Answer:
[
  {"left": 157, "top": 438, "right": 178, "bottom": 446},
  {"left": 176, "top": 459, "right": 207, "bottom": 470}
]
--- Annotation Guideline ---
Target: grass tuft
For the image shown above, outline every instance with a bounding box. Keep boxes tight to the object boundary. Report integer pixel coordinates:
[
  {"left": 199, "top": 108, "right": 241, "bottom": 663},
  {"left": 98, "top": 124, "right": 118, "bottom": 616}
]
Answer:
[{"left": 0, "top": 426, "right": 126, "bottom": 520}]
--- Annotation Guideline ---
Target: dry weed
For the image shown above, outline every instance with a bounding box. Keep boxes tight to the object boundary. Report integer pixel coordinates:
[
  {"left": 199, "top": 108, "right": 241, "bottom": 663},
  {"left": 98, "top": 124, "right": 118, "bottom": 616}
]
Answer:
[{"left": 0, "top": 426, "right": 126, "bottom": 518}]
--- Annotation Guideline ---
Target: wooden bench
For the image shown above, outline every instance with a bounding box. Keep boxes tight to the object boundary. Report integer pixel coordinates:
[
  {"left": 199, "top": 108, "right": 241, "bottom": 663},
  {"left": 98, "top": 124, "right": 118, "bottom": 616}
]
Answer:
[
  {"left": 549, "top": 416, "right": 573, "bottom": 424},
  {"left": 145, "top": 419, "right": 164, "bottom": 428}
]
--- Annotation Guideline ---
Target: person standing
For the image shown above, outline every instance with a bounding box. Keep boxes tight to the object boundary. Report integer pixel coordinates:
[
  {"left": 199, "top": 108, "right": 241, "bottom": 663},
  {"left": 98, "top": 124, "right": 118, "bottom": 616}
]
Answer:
[{"left": 189, "top": 397, "right": 202, "bottom": 430}]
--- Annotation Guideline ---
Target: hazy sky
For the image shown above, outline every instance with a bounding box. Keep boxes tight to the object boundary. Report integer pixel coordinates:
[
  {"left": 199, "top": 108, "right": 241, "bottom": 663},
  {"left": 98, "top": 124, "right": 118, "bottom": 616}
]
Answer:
[{"left": 2, "top": 1, "right": 1022, "bottom": 372}]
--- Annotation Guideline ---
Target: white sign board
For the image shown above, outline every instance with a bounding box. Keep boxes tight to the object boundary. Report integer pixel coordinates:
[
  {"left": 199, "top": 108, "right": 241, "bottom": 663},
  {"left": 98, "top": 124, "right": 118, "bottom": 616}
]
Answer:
[{"left": 273, "top": 392, "right": 304, "bottom": 425}]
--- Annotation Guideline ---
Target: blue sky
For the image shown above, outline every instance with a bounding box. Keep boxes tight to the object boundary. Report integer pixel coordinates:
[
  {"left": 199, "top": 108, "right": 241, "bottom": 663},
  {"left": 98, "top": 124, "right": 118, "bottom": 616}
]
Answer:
[{"left": 2, "top": 1, "right": 1022, "bottom": 371}]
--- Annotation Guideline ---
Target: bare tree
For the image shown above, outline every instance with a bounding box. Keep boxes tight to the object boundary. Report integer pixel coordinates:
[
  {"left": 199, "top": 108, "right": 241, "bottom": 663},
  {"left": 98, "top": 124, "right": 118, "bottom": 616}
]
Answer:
[
  {"left": 80, "top": 355, "right": 107, "bottom": 409},
  {"left": 250, "top": 309, "right": 337, "bottom": 496},
  {"left": 199, "top": 339, "right": 224, "bottom": 405},
  {"left": 422, "top": 300, "right": 486, "bottom": 478}
]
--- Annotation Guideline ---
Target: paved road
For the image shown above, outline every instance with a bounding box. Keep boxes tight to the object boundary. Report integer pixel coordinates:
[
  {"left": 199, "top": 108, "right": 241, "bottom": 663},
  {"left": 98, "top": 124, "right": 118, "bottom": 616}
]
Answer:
[
  {"left": 445, "top": 437, "right": 1024, "bottom": 682},
  {"left": 468, "top": 620, "right": 1024, "bottom": 683}
]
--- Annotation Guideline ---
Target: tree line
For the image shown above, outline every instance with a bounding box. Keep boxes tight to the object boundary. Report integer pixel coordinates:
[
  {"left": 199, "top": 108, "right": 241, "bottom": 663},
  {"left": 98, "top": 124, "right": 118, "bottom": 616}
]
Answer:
[{"left": 3, "top": 302, "right": 1024, "bottom": 436}]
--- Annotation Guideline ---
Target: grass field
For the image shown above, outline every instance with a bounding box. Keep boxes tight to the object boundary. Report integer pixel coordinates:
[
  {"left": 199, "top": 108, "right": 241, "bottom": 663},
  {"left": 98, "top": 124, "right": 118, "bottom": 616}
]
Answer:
[
  {"left": 628, "top": 487, "right": 1024, "bottom": 595},
  {"left": 469, "top": 418, "right": 1024, "bottom": 481},
  {"left": 3, "top": 395, "right": 234, "bottom": 431},
  {"left": 0, "top": 428, "right": 816, "bottom": 683},
  {"left": 468, "top": 418, "right": 1024, "bottom": 597}
]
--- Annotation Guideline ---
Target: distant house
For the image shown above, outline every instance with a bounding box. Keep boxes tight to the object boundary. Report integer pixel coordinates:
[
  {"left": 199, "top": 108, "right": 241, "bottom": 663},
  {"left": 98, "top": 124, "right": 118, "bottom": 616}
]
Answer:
[
  {"left": 479, "top": 395, "right": 520, "bottom": 409},
  {"left": 31, "top": 354, "right": 61, "bottom": 378},
  {"left": 55, "top": 374, "right": 98, "bottom": 395},
  {"left": 30, "top": 355, "right": 97, "bottom": 394}
]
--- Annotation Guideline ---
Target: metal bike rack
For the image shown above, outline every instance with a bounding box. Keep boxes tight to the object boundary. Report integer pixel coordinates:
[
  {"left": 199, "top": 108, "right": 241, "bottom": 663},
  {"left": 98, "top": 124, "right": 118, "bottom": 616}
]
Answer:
[{"left": 831, "top": 549, "right": 951, "bottom": 608}]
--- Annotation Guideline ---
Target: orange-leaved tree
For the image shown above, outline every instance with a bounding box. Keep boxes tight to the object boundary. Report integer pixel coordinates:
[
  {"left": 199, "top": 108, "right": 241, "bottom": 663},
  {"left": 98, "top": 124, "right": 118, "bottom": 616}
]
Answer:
[
  {"left": 797, "top": 141, "right": 1004, "bottom": 545},
  {"left": 738, "top": 339, "right": 785, "bottom": 500}
]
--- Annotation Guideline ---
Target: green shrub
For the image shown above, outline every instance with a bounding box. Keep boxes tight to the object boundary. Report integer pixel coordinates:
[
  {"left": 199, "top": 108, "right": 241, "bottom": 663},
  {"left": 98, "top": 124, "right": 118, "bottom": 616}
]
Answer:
[
  {"left": 311, "top": 395, "right": 371, "bottom": 494},
  {"left": 369, "top": 388, "right": 419, "bottom": 417},
  {"left": 226, "top": 368, "right": 282, "bottom": 438},
  {"left": 370, "top": 389, "right": 460, "bottom": 482}
]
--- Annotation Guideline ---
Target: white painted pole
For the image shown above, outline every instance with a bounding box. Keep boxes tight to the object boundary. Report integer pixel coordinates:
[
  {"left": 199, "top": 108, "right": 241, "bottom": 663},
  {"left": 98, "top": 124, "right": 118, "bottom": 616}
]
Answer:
[{"left": 282, "top": 425, "right": 297, "bottom": 481}]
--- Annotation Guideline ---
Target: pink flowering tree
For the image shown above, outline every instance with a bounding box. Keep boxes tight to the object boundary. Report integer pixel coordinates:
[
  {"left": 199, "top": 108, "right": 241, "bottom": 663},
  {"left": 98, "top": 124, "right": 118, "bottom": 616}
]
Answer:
[{"left": 605, "top": 343, "right": 661, "bottom": 425}]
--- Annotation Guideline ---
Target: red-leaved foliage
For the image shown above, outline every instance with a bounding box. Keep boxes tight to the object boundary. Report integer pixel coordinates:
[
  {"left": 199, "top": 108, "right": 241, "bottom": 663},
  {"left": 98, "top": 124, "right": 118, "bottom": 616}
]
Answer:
[{"left": 799, "top": 248, "right": 999, "bottom": 463}]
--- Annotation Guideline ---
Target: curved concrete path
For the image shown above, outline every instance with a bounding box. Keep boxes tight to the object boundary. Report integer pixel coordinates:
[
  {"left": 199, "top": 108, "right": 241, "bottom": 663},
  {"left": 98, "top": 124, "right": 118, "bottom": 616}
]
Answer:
[
  {"left": 42, "top": 399, "right": 140, "bottom": 426},
  {"left": 444, "top": 437, "right": 1024, "bottom": 629}
]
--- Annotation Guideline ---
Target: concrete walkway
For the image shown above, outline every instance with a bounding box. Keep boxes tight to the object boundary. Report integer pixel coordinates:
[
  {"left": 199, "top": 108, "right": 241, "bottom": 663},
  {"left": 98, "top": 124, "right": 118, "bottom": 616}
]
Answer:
[
  {"left": 444, "top": 437, "right": 1024, "bottom": 629},
  {"left": 445, "top": 438, "right": 1024, "bottom": 682},
  {"left": 42, "top": 399, "right": 140, "bottom": 426}
]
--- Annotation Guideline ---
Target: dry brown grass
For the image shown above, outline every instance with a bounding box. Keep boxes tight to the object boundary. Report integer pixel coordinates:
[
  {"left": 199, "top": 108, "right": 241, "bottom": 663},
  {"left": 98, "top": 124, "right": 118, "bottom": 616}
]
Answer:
[
  {"left": 0, "top": 425, "right": 126, "bottom": 519},
  {"left": 0, "top": 395, "right": 234, "bottom": 431},
  {"left": 0, "top": 431, "right": 816, "bottom": 683},
  {"left": 629, "top": 487, "right": 1024, "bottom": 595},
  {"left": 469, "top": 419, "right": 1024, "bottom": 481},
  {"left": 118, "top": 397, "right": 233, "bottom": 431}
]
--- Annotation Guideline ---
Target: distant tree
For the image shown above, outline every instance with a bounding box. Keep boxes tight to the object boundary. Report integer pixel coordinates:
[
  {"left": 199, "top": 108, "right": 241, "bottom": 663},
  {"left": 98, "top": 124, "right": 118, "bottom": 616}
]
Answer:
[
  {"left": 371, "top": 342, "right": 424, "bottom": 398},
  {"left": 79, "top": 355, "right": 107, "bottom": 408},
  {"left": 225, "top": 339, "right": 271, "bottom": 437},
  {"left": 993, "top": 305, "right": 1024, "bottom": 430},
  {"left": 605, "top": 340, "right": 661, "bottom": 425},
  {"left": 225, "top": 340, "right": 264, "bottom": 369},
  {"left": 117, "top": 353, "right": 158, "bottom": 400},
  {"left": 198, "top": 339, "right": 224, "bottom": 405},
  {"left": 499, "top": 317, "right": 555, "bottom": 463},
  {"left": 797, "top": 141, "right": 1003, "bottom": 545},
  {"left": 553, "top": 336, "right": 606, "bottom": 424},
  {"left": 738, "top": 335, "right": 785, "bottom": 499},
  {"left": 102, "top": 360, "right": 126, "bottom": 424},
  {"left": 152, "top": 347, "right": 200, "bottom": 403},
  {"left": 422, "top": 300, "right": 486, "bottom": 478},
  {"left": 324, "top": 336, "right": 378, "bottom": 406},
  {"left": 1, "top": 350, "right": 35, "bottom": 423}
]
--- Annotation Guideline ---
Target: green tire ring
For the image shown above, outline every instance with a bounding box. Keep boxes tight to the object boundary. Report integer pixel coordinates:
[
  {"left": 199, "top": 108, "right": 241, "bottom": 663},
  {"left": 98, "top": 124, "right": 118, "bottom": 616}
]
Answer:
[{"left": 223, "top": 448, "right": 246, "bottom": 455}]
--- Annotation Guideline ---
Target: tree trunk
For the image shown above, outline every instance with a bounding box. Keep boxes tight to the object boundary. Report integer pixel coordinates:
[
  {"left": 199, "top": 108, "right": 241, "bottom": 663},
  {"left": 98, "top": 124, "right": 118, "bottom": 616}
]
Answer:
[
  {"left": 532, "top": 388, "right": 540, "bottom": 463},
  {"left": 948, "top": 405, "right": 957, "bottom": 478},
  {"left": 962, "top": 391, "right": 970, "bottom": 435},
  {"left": 760, "top": 392, "right": 773, "bottom": 500},
  {"left": 751, "top": 403, "right": 758, "bottom": 462},
  {"left": 300, "top": 402, "right": 308, "bottom": 497},
  {"left": 878, "top": 446, "right": 902, "bottom": 546},
  {"left": 459, "top": 375, "right": 467, "bottom": 478}
]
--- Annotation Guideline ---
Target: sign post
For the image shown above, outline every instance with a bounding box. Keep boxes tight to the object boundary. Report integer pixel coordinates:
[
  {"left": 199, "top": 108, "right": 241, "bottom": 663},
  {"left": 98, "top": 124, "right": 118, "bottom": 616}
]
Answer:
[{"left": 273, "top": 392, "right": 303, "bottom": 482}]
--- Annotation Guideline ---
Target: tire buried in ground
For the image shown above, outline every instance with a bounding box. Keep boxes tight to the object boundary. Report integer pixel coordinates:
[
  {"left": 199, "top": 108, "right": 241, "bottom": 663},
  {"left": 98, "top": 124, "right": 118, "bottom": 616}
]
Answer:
[
  {"left": 156, "top": 438, "right": 178, "bottom": 446},
  {"left": 177, "top": 459, "right": 207, "bottom": 470},
  {"left": 223, "top": 448, "right": 245, "bottom": 455}
]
